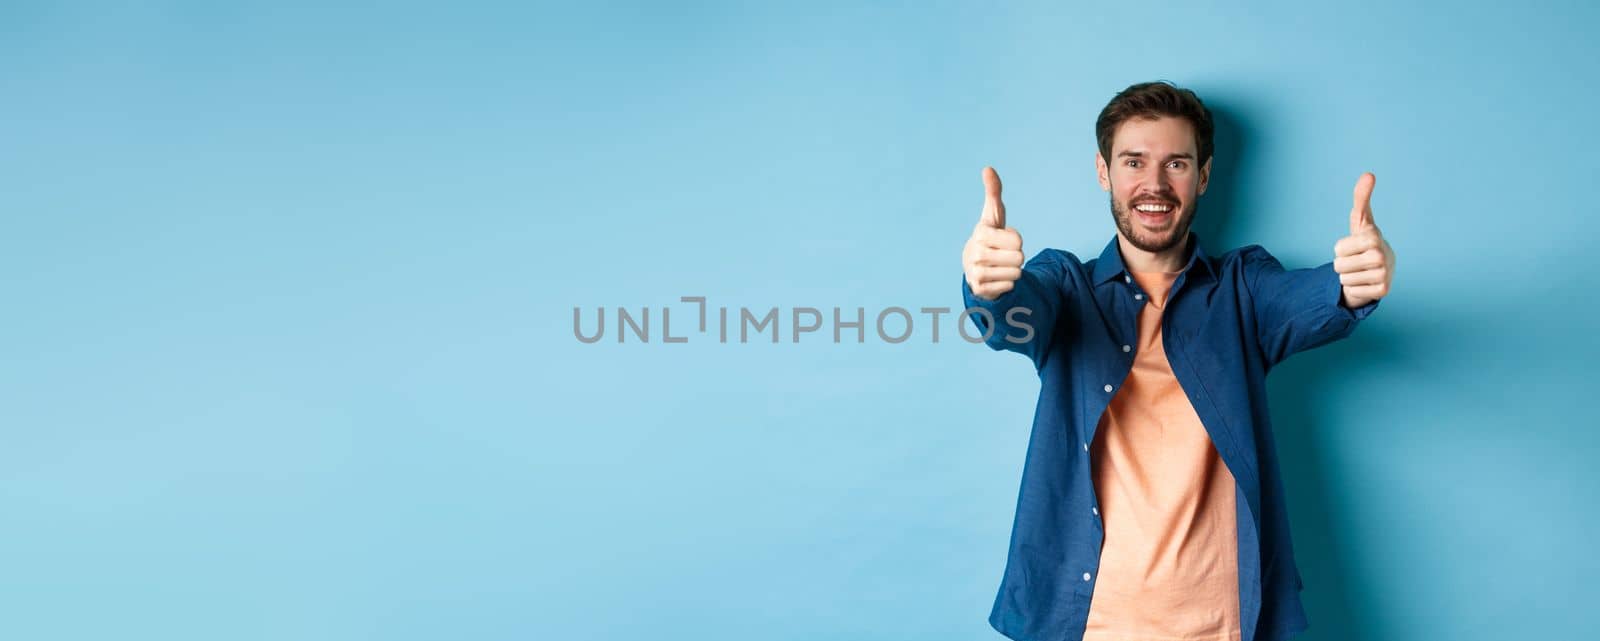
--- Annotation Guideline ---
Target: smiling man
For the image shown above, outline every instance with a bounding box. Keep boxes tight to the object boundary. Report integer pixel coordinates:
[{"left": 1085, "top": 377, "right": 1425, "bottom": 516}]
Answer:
[{"left": 960, "top": 82, "right": 1395, "bottom": 641}]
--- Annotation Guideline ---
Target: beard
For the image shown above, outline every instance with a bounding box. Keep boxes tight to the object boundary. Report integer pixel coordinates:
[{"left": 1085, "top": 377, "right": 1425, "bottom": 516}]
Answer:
[{"left": 1109, "top": 188, "right": 1198, "bottom": 254}]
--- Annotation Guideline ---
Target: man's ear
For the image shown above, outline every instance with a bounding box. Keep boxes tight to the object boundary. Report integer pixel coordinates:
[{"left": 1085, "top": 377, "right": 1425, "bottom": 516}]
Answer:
[
  {"left": 1198, "top": 156, "right": 1212, "bottom": 196},
  {"left": 1095, "top": 153, "right": 1110, "bottom": 191}
]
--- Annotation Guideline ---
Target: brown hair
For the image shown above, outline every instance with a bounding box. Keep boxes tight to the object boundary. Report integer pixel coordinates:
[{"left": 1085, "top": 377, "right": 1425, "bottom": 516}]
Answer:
[{"left": 1095, "top": 81, "right": 1214, "bottom": 166}]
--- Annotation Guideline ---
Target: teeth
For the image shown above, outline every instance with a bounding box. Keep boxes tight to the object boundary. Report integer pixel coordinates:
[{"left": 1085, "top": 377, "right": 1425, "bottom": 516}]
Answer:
[{"left": 1135, "top": 203, "right": 1172, "bottom": 213}]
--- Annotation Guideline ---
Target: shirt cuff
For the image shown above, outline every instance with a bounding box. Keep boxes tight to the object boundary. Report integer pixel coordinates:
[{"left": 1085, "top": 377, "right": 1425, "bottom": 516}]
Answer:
[{"left": 960, "top": 273, "right": 1019, "bottom": 338}]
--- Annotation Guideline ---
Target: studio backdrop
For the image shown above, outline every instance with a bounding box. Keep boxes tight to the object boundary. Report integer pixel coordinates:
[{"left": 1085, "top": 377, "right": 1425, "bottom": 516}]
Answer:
[{"left": 2, "top": 2, "right": 1595, "bottom": 640}]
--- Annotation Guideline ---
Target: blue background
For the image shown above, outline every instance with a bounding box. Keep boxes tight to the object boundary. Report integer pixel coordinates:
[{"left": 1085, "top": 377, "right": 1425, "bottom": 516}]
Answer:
[{"left": 3, "top": 1, "right": 1595, "bottom": 639}]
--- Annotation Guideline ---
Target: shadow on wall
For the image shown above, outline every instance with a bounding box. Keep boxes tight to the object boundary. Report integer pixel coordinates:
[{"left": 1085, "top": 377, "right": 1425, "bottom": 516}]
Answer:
[
  {"left": 1197, "top": 94, "right": 1392, "bottom": 641},
  {"left": 1267, "top": 328, "right": 1406, "bottom": 641},
  {"left": 1189, "top": 96, "right": 1248, "bottom": 249}
]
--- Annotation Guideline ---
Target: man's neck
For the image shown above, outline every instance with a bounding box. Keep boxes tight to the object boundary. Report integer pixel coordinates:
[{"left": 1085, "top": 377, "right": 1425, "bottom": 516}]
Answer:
[{"left": 1117, "top": 232, "right": 1190, "bottom": 273}]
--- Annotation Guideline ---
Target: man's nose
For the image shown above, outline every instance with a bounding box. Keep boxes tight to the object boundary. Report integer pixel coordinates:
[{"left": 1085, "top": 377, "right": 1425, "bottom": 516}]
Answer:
[{"left": 1136, "top": 184, "right": 1172, "bottom": 201}]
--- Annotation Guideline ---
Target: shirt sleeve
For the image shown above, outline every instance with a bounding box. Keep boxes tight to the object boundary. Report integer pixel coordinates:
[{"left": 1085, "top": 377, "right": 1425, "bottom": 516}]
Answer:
[
  {"left": 959, "top": 250, "right": 1069, "bottom": 370},
  {"left": 1241, "top": 244, "right": 1379, "bottom": 369}
]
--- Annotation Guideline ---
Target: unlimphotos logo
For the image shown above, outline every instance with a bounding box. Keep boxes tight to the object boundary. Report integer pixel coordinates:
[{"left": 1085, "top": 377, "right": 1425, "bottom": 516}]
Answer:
[{"left": 573, "top": 296, "right": 1035, "bottom": 345}]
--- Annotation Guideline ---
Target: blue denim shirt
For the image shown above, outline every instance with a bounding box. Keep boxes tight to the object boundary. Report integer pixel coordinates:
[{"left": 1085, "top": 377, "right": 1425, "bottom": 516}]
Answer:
[{"left": 960, "top": 231, "right": 1378, "bottom": 641}]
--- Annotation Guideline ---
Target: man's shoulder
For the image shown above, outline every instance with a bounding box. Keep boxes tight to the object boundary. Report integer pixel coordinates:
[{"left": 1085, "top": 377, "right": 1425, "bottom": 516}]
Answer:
[
  {"left": 1025, "top": 247, "right": 1084, "bottom": 268},
  {"left": 1215, "top": 243, "right": 1274, "bottom": 261},
  {"left": 1024, "top": 243, "right": 1283, "bottom": 275},
  {"left": 1211, "top": 243, "right": 1281, "bottom": 273}
]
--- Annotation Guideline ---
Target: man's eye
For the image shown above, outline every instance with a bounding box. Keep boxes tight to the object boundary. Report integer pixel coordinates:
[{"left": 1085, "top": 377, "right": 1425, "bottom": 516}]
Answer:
[
  {"left": 1125, "top": 160, "right": 1141, "bottom": 168},
  {"left": 1168, "top": 161, "right": 1187, "bottom": 170}
]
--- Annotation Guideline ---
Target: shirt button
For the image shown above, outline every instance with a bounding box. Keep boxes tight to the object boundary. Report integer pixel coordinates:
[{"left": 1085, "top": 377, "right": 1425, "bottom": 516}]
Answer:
[
  {"left": 1083, "top": 572, "right": 1092, "bottom": 582},
  {"left": 1122, "top": 344, "right": 1131, "bottom": 352},
  {"left": 1134, "top": 293, "right": 1144, "bottom": 301},
  {"left": 1092, "top": 507, "right": 1099, "bottom": 516},
  {"left": 1103, "top": 384, "right": 1113, "bottom": 393},
  {"left": 1083, "top": 442, "right": 1089, "bottom": 452},
  {"left": 1124, "top": 274, "right": 1131, "bottom": 284}
]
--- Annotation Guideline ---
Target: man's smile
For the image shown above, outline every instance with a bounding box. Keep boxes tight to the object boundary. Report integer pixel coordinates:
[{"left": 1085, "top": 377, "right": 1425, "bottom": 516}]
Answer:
[{"left": 1132, "top": 199, "right": 1177, "bottom": 227}]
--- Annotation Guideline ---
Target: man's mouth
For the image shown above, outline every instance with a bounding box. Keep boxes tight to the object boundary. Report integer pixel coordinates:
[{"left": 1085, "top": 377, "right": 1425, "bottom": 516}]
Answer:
[{"left": 1132, "top": 200, "right": 1177, "bottom": 227}]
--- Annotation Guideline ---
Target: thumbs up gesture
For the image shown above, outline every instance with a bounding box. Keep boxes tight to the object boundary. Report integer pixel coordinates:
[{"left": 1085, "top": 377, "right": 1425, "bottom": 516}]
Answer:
[
  {"left": 1333, "top": 172, "right": 1396, "bottom": 308},
  {"left": 964, "top": 167, "right": 1026, "bottom": 300}
]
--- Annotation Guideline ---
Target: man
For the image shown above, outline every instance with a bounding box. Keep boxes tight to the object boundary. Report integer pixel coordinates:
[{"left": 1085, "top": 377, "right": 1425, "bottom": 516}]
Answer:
[{"left": 959, "top": 81, "right": 1395, "bottom": 641}]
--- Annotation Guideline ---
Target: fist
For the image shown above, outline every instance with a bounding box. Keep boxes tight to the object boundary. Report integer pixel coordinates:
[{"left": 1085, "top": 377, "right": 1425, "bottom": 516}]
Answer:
[
  {"left": 1334, "top": 172, "right": 1396, "bottom": 308},
  {"left": 964, "top": 166, "right": 1025, "bottom": 300}
]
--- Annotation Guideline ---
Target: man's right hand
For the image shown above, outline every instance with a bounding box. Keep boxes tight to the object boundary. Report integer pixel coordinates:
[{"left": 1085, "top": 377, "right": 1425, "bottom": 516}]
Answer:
[{"left": 963, "top": 166, "right": 1026, "bottom": 301}]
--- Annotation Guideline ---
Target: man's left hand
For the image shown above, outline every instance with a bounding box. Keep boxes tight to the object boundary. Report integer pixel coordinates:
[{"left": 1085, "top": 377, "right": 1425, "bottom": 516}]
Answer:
[{"left": 1333, "top": 172, "right": 1395, "bottom": 308}]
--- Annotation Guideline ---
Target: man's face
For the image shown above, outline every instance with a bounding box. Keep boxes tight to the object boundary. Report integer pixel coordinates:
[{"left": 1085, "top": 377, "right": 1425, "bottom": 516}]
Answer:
[{"left": 1096, "top": 116, "right": 1211, "bottom": 254}]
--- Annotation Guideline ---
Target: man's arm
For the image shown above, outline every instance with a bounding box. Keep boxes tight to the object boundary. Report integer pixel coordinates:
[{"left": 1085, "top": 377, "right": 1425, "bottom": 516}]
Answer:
[
  {"left": 1245, "top": 247, "right": 1374, "bottom": 368},
  {"left": 962, "top": 252, "right": 1066, "bottom": 369},
  {"left": 960, "top": 167, "right": 1065, "bottom": 369},
  {"left": 1247, "top": 172, "right": 1394, "bottom": 368}
]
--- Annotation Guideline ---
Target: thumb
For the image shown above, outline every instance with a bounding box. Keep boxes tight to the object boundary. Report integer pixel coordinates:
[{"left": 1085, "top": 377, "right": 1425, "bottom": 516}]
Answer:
[
  {"left": 1349, "top": 172, "right": 1376, "bottom": 233},
  {"left": 981, "top": 166, "right": 1006, "bottom": 228}
]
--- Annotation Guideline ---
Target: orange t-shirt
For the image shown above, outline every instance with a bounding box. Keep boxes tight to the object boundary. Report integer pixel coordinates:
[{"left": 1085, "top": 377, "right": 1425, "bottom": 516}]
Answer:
[{"left": 1083, "top": 268, "right": 1242, "bottom": 641}]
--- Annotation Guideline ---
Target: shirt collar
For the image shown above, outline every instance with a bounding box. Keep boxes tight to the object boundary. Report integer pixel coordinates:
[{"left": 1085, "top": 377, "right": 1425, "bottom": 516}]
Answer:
[{"left": 1091, "top": 230, "right": 1215, "bottom": 286}]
